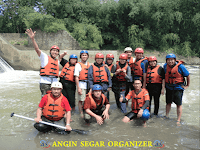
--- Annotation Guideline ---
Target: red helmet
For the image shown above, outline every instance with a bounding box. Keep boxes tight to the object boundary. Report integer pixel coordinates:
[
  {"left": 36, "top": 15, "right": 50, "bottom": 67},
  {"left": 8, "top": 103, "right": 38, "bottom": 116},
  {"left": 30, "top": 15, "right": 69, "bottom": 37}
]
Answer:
[
  {"left": 119, "top": 53, "right": 128, "bottom": 60},
  {"left": 148, "top": 56, "right": 157, "bottom": 62},
  {"left": 95, "top": 53, "right": 104, "bottom": 59},
  {"left": 106, "top": 53, "right": 114, "bottom": 59},
  {"left": 50, "top": 45, "right": 60, "bottom": 51},
  {"left": 134, "top": 47, "right": 144, "bottom": 54}
]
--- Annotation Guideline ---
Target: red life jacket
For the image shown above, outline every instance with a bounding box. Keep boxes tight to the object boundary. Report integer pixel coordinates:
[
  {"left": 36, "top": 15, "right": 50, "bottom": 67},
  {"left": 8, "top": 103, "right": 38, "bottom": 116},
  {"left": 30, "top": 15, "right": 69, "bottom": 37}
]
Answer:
[
  {"left": 115, "top": 61, "right": 129, "bottom": 82},
  {"left": 131, "top": 57, "right": 148, "bottom": 77},
  {"left": 87, "top": 92, "right": 106, "bottom": 110},
  {"left": 78, "top": 62, "right": 90, "bottom": 81},
  {"left": 92, "top": 64, "right": 108, "bottom": 83},
  {"left": 59, "top": 62, "right": 76, "bottom": 82},
  {"left": 43, "top": 93, "right": 65, "bottom": 121},
  {"left": 146, "top": 65, "right": 162, "bottom": 83},
  {"left": 128, "top": 57, "right": 135, "bottom": 65},
  {"left": 40, "top": 56, "right": 59, "bottom": 77},
  {"left": 131, "top": 89, "right": 149, "bottom": 113},
  {"left": 165, "top": 60, "right": 185, "bottom": 84}
]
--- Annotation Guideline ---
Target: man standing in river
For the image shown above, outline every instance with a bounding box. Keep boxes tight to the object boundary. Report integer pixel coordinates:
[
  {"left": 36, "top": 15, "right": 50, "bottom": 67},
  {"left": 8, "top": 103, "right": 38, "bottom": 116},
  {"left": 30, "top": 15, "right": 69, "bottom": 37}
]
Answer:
[
  {"left": 26, "top": 28, "right": 67, "bottom": 97},
  {"left": 164, "top": 53, "right": 190, "bottom": 126}
]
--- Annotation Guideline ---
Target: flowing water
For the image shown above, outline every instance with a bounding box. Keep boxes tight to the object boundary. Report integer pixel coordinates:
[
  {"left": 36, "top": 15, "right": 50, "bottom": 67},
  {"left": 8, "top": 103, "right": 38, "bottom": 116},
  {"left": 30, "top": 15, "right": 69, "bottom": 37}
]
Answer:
[{"left": 0, "top": 64, "right": 199, "bottom": 150}]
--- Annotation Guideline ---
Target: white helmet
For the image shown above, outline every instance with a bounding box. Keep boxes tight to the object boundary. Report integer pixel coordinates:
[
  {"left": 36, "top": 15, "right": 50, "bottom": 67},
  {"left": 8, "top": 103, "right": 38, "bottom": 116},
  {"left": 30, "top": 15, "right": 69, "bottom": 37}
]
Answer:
[
  {"left": 124, "top": 47, "right": 133, "bottom": 52},
  {"left": 51, "top": 82, "right": 63, "bottom": 89}
]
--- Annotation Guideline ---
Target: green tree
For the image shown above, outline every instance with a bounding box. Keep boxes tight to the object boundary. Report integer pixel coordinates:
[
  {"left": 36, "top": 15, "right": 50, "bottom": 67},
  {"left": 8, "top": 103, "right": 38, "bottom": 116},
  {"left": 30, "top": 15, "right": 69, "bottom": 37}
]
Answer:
[{"left": 72, "top": 23, "right": 103, "bottom": 49}]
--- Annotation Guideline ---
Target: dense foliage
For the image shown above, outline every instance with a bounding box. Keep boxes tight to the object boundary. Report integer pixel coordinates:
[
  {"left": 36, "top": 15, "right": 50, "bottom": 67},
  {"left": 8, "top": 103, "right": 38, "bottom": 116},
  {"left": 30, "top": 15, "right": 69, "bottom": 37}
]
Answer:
[{"left": 0, "top": 0, "right": 199, "bottom": 56}]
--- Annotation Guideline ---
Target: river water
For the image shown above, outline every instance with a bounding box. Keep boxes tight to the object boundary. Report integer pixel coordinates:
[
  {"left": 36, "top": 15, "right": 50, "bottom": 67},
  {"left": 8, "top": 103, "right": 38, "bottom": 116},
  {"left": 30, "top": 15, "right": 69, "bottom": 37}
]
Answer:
[{"left": 0, "top": 65, "right": 199, "bottom": 150}]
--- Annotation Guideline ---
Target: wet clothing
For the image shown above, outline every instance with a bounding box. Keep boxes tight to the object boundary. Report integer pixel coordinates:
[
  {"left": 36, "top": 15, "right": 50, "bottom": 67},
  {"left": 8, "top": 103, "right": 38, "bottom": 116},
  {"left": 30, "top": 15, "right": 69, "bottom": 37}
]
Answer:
[
  {"left": 164, "top": 61, "right": 189, "bottom": 106},
  {"left": 146, "top": 65, "right": 165, "bottom": 115},
  {"left": 34, "top": 116, "right": 68, "bottom": 134},
  {"left": 164, "top": 61, "right": 189, "bottom": 90},
  {"left": 88, "top": 62, "right": 112, "bottom": 93},
  {"left": 111, "top": 62, "right": 132, "bottom": 113},
  {"left": 166, "top": 88, "right": 183, "bottom": 105},
  {"left": 35, "top": 93, "right": 71, "bottom": 133},
  {"left": 83, "top": 93, "right": 109, "bottom": 123},
  {"left": 125, "top": 88, "right": 150, "bottom": 113},
  {"left": 60, "top": 58, "right": 76, "bottom": 108}
]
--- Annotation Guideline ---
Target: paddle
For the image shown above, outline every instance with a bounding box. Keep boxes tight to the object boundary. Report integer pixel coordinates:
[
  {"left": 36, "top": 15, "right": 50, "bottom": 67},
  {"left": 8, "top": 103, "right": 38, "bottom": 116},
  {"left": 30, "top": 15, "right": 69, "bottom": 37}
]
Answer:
[{"left": 10, "top": 112, "right": 88, "bottom": 135}]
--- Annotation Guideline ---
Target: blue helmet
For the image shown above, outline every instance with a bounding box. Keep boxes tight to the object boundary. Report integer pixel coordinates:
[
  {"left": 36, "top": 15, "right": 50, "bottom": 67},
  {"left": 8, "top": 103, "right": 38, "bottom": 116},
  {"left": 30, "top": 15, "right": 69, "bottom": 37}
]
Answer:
[
  {"left": 166, "top": 53, "right": 176, "bottom": 59},
  {"left": 141, "top": 109, "right": 150, "bottom": 120},
  {"left": 80, "top": 50, "right": 89, "bottom": 58},
  {"left": 92, "top": 84, "right": 102, "bottom": 91},
  {"left": 69, "top": 54, "right": 78, "bottom": 59}
]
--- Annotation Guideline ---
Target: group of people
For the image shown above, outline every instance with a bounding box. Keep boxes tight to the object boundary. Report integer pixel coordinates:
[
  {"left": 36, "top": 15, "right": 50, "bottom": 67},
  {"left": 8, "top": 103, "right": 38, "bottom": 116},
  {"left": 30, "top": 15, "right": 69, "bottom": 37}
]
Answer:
[{"left": 25, "top": 28, "right": 190, "bottom": 133}]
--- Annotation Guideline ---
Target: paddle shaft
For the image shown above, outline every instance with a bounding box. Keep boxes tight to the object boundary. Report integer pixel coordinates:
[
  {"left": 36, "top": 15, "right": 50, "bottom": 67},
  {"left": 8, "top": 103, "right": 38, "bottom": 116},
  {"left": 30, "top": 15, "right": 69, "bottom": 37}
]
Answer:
[{"left": 11, "top": 113, "right": 67, "bottom": 130}]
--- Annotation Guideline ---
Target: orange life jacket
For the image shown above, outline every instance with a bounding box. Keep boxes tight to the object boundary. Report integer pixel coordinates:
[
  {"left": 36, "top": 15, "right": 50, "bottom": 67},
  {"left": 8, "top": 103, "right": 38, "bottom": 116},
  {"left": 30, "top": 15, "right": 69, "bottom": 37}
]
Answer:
[
  {"left": 131, "top": 89, "right": 149, "bottom": 113},
  {"left": 87, "top": 92, "right": 106, "bottom": 110},
  {"left": 165, "top": 60, "right": 185, "bottom": 84},
  {"left": 115, "top": 61, "right": 129, "bottom": 82},
  {"left": 59, "top": 62, "right": 76, "bottom": 82},
  {"left": 146, "top": 65, "right": 162, "bottom": 83},
  {"left": 43, "top": 93, "right": 65, "bottom": 121},
  {"left": 40, "top": 56, "right": 59, "bottom": 77},
  {"left": 131, "top": 57, "right": 148, "bottom": 77},
  {"left": 92, "top": 64, "right": 108, "bottom": 83},
  {"left": 128, "top": 57, "right": 135, "bottom": 65},
  {"left": 78, "top": 62, "right": 90, "bottom": 81}
]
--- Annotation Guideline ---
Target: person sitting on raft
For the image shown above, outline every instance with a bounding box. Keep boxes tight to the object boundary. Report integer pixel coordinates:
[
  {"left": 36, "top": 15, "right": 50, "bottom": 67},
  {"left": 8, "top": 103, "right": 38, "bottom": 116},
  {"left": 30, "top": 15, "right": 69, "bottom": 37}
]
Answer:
[
  {"left": 120, "top": 79, "right": 150, "bottom": 127},
  {"left": 34, "top": 82, "right": 72, "bottom": 134},
  {"left": 83, "top": 84, "right": 110, "bottom": 125}
]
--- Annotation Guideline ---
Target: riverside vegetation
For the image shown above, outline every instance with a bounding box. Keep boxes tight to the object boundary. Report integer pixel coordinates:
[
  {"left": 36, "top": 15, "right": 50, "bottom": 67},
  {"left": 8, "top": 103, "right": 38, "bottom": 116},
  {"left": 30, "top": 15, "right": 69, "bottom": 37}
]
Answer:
[{"left": 0, "top": 0, "right": 199, "bottom": 57}]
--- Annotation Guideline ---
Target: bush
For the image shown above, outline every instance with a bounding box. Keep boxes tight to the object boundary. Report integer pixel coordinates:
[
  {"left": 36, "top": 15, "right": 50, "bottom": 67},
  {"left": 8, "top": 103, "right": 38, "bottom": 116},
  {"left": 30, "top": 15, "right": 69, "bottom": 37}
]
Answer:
[{"left": 72, "top": 23, "right": 103, "bottom": 49}]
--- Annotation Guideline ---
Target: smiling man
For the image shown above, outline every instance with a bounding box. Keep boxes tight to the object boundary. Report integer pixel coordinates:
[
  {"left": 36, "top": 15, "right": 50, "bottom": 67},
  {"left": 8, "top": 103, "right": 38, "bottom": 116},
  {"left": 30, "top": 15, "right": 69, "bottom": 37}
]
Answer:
[
  {"left": 164, "top": 53, "right": 190, "bottom": 126},
  {"left": 26, "top": 28, "right": 67, "bottom": 97},
  {"left": 34, "top": 82, "right": 72, "bottom": 134}
]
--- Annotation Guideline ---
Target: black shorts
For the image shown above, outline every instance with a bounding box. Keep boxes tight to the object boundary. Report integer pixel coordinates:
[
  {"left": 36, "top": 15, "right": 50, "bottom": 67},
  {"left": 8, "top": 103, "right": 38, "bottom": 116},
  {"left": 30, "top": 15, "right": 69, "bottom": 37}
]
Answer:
[
  {"left": 125, "top": 111, "right": 137, "bottom": 120},
  {"left": 166, "top": 88, "right": 183, "bottom": 105}
]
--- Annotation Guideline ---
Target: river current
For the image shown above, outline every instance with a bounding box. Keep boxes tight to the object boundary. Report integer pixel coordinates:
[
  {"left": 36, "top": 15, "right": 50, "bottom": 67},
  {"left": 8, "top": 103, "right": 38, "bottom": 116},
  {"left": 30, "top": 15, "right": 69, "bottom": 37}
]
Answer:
[{"left": 0, "top": 65, "right": 199, "bottom": 150}]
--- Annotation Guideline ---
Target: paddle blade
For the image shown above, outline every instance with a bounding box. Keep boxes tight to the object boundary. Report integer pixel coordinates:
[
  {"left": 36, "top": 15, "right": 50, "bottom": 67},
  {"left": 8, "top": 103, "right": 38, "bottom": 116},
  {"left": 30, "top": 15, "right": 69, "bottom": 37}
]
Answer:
[{"left": 72, "top": 129, "right": 89, "bottom": 135}]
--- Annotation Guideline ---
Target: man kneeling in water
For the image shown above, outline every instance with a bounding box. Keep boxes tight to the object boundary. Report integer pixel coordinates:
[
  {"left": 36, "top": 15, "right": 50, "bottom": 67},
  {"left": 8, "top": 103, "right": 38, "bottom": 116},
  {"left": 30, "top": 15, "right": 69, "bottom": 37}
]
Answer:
[
  {"left": 83, "top": 84, "right": 110, "bottom": 125},
  {"left": 34, "top": 82, "right": 72, "bottom": 134},
  {"left": 120, "top": 79, "right": 150, "bottom": 127}
]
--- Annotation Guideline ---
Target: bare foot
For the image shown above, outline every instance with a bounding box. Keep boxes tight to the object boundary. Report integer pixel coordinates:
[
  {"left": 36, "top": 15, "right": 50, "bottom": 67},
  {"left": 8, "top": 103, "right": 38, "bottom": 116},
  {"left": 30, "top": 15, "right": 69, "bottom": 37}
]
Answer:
[{"left": 176, "top": 120, "right": 181, "bottom": 126}]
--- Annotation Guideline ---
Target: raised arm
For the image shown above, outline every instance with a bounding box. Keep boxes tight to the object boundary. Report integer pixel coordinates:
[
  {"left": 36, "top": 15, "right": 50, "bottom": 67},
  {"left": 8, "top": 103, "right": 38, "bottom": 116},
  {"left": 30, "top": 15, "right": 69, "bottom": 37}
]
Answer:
[{"left": 25, "top": 28, "right": 41, "bottom": 57}]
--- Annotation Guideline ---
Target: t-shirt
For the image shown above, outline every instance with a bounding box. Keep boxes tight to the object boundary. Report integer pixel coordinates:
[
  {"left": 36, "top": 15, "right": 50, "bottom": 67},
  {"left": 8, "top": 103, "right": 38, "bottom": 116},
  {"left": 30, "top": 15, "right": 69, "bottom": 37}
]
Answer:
[
  {"left": 74, "top": 62, "right": 89, "bottom": 89},
  {"left": 39, "top": 52, "right": 60, "bottom": 84},
  {"left": 83, "top": 94, "right": 110, "bottom": 110},
  {"left": 39, "top": 93, "right": 71, "bottom": 111},
  {"left": 163, "top": 62, "right": 189, "bottom": 90}
]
